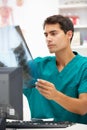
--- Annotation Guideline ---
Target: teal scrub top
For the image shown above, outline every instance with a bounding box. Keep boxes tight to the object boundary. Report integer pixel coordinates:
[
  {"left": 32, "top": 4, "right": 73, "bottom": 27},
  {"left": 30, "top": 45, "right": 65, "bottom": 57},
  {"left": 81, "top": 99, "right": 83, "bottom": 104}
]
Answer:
[{"left": 23, "top": 52, "right": 87, "bottom": 124}]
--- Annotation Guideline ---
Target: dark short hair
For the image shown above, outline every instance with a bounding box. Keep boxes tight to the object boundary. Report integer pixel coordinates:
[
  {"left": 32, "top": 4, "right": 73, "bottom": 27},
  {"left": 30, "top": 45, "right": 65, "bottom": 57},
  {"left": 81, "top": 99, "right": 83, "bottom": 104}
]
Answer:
[{"left": 43, "top": 15, "right": 74, "bottom": 41}]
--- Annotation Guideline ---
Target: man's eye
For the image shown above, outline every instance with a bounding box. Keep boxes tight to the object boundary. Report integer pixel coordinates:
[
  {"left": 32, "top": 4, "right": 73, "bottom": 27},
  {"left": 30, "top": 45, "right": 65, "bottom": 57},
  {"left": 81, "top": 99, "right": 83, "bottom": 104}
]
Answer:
[
  {"left": 51, "top": 32, "right": 57, "bottom": 36},
  {"left": 44, "top": 33, "right": 48, "bottom": 37}
]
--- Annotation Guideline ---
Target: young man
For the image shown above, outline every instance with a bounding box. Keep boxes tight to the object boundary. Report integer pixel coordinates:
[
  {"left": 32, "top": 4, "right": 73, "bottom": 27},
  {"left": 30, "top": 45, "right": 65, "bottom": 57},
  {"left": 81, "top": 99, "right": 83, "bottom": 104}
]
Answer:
[{"left": 23, "top": 15, "right": 87, "bottom": 124}]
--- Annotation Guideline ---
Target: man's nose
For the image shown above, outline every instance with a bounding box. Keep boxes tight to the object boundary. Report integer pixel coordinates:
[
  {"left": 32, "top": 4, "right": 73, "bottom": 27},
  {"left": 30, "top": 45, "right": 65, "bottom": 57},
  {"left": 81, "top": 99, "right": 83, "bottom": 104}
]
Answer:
[{"left": 46, "top": 35, "right": 52, "bottom": 41}]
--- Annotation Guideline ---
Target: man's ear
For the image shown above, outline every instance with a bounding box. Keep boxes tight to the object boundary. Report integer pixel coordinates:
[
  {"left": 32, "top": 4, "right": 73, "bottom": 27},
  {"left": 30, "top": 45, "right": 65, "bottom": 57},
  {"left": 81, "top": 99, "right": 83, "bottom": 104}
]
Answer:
[{"left": 67, "top": 30, "right": 73, "bottom": 40}]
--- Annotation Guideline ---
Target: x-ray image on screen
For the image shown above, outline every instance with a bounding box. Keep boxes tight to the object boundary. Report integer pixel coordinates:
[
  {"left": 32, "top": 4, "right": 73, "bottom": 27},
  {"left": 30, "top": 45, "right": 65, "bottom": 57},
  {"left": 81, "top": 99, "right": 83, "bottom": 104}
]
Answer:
[
  {"left": 0, "top": 25, "right": 36, "bottom": 88},
  {"left": 0, "top": 25, "right": 32, "bottom": 66}
]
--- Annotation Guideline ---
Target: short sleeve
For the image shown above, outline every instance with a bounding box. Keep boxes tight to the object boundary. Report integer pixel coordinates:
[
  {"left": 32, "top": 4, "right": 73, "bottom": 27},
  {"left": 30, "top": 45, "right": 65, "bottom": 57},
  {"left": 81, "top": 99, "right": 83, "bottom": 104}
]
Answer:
[{"left": 78, "top": 68, "right": 87, "bottom": 94}]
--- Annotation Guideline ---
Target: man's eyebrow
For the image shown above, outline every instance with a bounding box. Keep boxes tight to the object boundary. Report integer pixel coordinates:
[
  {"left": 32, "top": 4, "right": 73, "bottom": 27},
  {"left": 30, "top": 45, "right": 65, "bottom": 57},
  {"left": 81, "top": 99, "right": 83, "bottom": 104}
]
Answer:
[{"left": 44, "top": 30, "right": 57, "bottom": 35}]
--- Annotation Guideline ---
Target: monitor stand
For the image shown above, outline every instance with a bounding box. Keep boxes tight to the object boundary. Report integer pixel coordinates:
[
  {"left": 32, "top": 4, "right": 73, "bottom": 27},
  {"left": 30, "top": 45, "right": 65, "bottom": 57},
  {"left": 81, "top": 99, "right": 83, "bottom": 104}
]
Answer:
[
  {"left": 0, "top": 110, "right": 6, "bottom": 130},
  {"left": 0, "top": 117, "right": 6, "bottom": 130}
]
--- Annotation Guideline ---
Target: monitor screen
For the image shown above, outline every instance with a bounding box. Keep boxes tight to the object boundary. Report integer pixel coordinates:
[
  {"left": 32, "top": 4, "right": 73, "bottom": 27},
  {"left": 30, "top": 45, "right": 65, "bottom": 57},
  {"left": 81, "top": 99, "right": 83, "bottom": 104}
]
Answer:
[{"left": 0, "top": 67, "right": 23, "bottom": 120}]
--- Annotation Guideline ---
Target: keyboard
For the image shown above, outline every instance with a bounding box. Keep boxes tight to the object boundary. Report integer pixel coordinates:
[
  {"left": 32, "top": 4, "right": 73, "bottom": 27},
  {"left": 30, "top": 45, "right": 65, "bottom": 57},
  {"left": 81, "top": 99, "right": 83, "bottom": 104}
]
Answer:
[{"left": 6, "top": 120, "right": 74, "bottom": 129}]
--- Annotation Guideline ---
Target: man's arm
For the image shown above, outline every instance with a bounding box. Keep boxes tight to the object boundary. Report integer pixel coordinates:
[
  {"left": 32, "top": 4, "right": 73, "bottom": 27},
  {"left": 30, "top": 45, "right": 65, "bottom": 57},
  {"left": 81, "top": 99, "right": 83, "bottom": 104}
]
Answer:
[{"left": 36, "top": 79, "right": 87, "bottom": 115}]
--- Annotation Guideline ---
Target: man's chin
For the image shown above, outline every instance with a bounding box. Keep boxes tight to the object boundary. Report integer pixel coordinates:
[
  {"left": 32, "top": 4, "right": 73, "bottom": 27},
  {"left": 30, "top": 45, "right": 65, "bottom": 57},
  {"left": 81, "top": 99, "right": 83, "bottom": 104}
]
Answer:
[{"left": 49, "top": 51, "right": 54, "bottom": 54}]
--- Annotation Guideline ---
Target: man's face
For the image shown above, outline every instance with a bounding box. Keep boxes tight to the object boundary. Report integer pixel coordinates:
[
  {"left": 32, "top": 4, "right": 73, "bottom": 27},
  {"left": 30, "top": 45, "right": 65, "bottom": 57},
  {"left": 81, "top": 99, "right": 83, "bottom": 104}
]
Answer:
[{"left": 44, "top": 24, "right": 71, "bottom": 54}]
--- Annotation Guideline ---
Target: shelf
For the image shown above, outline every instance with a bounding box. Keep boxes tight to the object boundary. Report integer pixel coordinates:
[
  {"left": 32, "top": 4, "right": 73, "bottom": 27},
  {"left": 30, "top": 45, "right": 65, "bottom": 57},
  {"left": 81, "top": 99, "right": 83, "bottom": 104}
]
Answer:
[
  {"left": 59, "top": 4, "right": 87, "bottom": 9},
  {"left": 58, "top": 0, "right": 87, "bottom": 56},
  {"left": 71, "top": 45, "right": 87, "bottom": 49},
  {"left": 74, "top": 25, "right": 87, "bottom": 29},
  {"left": 71, "top": 45, "right": 87, "bottom": 56}
]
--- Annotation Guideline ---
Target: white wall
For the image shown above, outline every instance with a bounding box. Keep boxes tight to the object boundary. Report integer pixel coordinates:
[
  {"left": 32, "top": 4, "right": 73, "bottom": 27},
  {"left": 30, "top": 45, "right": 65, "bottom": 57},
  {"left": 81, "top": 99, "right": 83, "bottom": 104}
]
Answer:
[
  {"left": 25, "top": 0, "right": 58, "bottom": 58},
  {"left": 13, "top": 0, "right": 58, "bottom": 58}
]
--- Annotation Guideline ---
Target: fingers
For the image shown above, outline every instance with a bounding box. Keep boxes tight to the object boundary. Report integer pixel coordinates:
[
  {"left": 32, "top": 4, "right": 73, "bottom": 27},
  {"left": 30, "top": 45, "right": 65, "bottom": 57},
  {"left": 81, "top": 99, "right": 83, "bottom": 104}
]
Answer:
[
  {"left": 35, "top": 79, "right": 56, "bottom": 100},
  {"left": 35, "top": 80, "right": 48, "bottom": 91},
  {"left": 36, "top": 79, "right": 53, "bottom": 87}
]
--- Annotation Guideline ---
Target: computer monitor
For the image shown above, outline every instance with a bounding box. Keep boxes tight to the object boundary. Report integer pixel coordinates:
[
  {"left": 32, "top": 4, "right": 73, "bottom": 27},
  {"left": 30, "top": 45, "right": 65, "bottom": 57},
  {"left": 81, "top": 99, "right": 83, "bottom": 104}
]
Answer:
[
  {"left": 0, "top": 67, "right": 23, "bottom": 120},
  {"left": 0, "top": 25, "right": 36, "bottom": 121}
]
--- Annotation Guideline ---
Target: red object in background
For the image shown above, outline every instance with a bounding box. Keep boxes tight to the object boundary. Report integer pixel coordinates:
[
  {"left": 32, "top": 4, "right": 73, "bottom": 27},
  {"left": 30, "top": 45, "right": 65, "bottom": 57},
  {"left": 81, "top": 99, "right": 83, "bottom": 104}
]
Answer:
[
  {"left": 68, "top": 15, "right": 79, "bottom": 25},
  {"left": 0, "top": 0, "right": 14, "bottom": 27},
  {"left": 0, "top": 6, "right": 12, "bottom": 22}
]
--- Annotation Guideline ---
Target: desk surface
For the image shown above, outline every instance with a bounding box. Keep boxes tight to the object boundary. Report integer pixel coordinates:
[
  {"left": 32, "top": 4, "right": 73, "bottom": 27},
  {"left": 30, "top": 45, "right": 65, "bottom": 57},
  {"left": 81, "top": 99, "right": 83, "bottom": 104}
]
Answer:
[
  {"left": 6, "top": 123, "right": 87, "bottom": 130},
  {"left": 66, "top": 123, "right": 87, "bottom": 130}
]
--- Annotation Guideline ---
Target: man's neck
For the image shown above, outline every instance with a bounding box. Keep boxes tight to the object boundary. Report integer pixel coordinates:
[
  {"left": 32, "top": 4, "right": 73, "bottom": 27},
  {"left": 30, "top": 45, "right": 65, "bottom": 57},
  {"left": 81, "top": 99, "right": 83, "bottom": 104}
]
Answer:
[{"left": 55, "top": 50, "right": 75, "bottom": 72}]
